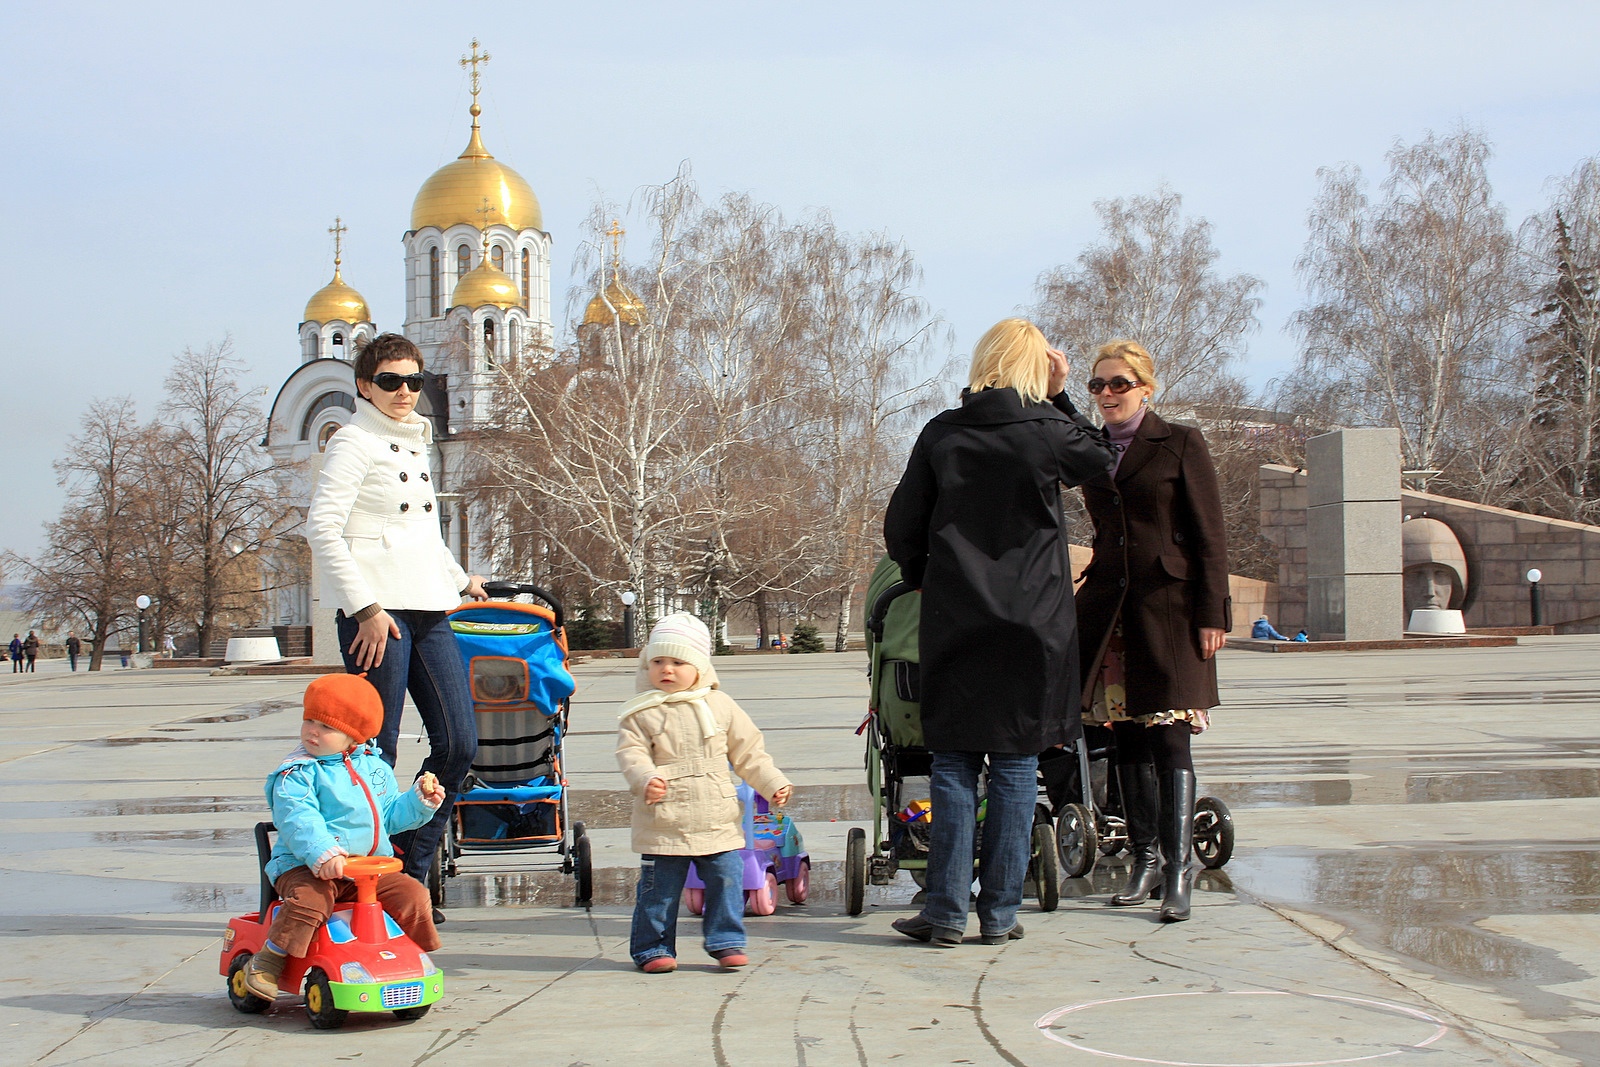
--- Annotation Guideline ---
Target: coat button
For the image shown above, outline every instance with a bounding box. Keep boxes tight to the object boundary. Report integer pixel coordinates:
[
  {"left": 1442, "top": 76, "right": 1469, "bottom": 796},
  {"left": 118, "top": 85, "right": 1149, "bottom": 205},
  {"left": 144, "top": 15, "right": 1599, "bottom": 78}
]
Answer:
[
  {"left": 399, "top": 503, "right": 410, "bottom": 513},
  {"left": 1112, "top": 495, "right": 1121, "bottom": 505},
  {"left": 390, "top": 444, "right": 400, "bottom": 452},
  {"left": 399, "top": 472, "right": 409, "bottom": 482},
  {"left": 421, "top": 473, "right": 429, "bottom": 482},
  {"left": 424, "top": 502, "right": 433, "bottom": 512},
  {"left": 1119, "top": 577, "right": 1127, "bottom": 588},
  {"left": 1117, "top": 536, "right": 1125, "bottom": 546}
]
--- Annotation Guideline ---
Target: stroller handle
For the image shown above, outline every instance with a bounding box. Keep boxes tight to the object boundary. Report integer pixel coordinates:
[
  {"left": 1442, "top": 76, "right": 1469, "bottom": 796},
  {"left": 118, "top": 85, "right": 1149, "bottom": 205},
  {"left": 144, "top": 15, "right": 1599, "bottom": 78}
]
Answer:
[
  {"left": 867, "top": 580, "right": 917, "bottom": 639},
  {"left": 482, "top": 581, "right": 565, "bottom": 630}
]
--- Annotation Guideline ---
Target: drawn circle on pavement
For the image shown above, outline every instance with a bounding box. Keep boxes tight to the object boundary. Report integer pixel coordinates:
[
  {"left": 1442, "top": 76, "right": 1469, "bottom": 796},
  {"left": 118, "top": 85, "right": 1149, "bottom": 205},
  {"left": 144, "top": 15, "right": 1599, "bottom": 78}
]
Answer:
[{"left": 1034, "top": 990, "right": 1448, "bottom": 1066}]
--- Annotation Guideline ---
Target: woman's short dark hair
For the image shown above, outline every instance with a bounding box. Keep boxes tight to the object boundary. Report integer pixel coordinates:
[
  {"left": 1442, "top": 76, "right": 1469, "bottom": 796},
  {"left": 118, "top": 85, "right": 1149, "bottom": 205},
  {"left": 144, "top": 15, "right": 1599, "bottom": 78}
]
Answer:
[{"left": 354, "top": 333, "right": 424, "bottom": 381}]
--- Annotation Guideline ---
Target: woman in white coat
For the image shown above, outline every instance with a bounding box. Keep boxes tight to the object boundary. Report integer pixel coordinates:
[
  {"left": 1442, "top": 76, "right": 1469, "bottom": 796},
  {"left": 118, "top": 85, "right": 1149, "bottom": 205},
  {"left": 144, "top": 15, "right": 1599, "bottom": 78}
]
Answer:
[{"left": 306, "top": 333, "right": 486, "bottom": 904}]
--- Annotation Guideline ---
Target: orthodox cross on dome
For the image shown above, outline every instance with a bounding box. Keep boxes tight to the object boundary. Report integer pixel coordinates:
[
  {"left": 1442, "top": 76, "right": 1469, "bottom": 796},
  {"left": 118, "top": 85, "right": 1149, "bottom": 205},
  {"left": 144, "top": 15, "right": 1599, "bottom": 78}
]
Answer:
[
  {"left": 606, "top": 218, "right": 625, "bottom": 279},
  {"left": 477, "top": 197, "right": 500, "bottom": 258},
  {"left": 460, "top": 39, "right": 491, "bottom": 121},
  {"left": 328, "top": 216, "right": 347, "bottom": 270}
]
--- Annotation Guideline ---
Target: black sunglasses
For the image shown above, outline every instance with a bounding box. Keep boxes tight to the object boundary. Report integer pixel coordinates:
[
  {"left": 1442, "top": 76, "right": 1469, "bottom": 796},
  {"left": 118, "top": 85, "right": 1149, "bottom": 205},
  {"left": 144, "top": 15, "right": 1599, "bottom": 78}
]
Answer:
[
  {"left": 1086, "top": 376, "right": 1142, "bottom": 395},
  {"left": 372, "top": 372, "right": 426, "bottom": 393}
]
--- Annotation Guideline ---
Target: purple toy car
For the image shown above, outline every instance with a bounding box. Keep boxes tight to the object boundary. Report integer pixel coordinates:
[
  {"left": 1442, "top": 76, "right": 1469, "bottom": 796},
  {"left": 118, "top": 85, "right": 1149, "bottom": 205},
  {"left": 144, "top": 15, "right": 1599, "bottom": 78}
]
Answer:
[{"left": 684, "top": 782, "right": 810, "bottom": 916}]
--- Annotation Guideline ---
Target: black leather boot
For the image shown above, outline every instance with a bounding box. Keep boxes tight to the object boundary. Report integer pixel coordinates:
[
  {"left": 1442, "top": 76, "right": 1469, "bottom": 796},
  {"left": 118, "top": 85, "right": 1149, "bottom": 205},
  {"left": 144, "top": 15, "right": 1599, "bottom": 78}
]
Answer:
[
  {"left": 1159, "top": 769, "right": 1197, "bottom": 922},
  {"left": 1110, "top": 762, "right": 1163, "bottom": 906}
]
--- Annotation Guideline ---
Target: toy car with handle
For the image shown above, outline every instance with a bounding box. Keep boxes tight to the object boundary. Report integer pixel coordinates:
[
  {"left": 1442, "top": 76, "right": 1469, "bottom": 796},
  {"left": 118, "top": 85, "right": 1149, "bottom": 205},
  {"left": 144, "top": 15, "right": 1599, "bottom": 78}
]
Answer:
[
  {"left": 684, "top": 784, "right": 810, "bottom": 916},
  {"left": 221, "top": 823, "right": 444, "bottom": 1029}
]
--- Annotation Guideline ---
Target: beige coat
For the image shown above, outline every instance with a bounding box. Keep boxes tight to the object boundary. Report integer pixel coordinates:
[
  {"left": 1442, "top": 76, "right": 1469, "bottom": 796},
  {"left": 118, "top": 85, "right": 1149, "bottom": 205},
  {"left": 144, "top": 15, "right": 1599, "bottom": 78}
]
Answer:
[{"left": 615, "top": 663, "right": 791, "bottom": 856}]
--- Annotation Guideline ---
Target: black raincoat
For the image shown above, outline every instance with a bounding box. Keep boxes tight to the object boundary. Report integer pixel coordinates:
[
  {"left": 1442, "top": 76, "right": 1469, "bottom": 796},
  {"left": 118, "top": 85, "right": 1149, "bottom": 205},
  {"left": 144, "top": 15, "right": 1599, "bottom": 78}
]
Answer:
[{"left": 883, "top": 388, "right": 1113, "bottom": 753}]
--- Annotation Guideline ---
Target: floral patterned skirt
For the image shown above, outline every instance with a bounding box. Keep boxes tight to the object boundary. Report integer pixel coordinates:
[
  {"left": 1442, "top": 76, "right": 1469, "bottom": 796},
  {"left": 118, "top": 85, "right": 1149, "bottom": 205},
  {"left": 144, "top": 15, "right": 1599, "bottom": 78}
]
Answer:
[{"left": 1082, "top": 622, "right": 1209, "bottom": 734}]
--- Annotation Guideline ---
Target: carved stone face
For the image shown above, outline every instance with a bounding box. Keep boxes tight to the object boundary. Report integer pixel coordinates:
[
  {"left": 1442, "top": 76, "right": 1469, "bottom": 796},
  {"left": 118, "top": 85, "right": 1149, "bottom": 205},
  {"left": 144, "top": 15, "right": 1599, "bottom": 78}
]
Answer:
[{"left": 1405, "top": 562, "right": 1460, "bottom": 613}]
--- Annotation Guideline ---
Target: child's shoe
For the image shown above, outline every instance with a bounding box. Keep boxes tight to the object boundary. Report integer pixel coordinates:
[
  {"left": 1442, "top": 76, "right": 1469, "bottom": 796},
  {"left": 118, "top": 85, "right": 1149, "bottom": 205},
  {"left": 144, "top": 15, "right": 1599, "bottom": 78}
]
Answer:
[
  {"left": 640, "top": 956, "right": 677, "bottom": 974},
  {"left": 711, "top": 948, "right": 749, "bottom": 968},
  {"left": 241, "top": 945, "right": 287, "bottom": 999}
]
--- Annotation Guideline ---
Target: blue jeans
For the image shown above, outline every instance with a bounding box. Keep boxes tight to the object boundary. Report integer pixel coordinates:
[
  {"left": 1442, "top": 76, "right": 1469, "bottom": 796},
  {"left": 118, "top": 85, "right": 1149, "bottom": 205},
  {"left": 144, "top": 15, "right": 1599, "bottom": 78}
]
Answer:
[
  {"left": 923, "top": 751, "right": 1038, "bottom": 938},
  {"left": 337, "top": 609, "right": 477, "bottom": 882},
  {"left": 630, "top": 852, "right": 746, "bottom": 965}
]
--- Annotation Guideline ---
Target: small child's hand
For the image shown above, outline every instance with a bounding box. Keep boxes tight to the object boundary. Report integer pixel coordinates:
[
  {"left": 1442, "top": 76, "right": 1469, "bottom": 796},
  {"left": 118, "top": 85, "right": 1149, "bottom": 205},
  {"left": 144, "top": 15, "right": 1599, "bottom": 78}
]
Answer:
[
  {"left": 771, "top": 785, "right": 792, "bottom": 808},
  {"left": 316, "top": 854, "right": 347, "bottom": 880},
  {"left": 416, "top": 772, "right": 445, "bottom": 807},
  {"left": 644, "top": 777, "right": 667, "bottom": 805}
]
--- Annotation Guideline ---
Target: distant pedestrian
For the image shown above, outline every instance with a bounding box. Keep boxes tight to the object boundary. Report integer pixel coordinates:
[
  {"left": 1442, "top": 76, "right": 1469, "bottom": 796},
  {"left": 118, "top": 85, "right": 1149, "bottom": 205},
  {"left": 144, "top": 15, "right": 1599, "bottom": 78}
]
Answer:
[
  {"left": 23, "top": 631, "right": 39, "bottom": 672},
  {"left": 8, "top": 635, "right": 21, "bottom": 674},
  {"left": 66, "top": 632, "right": 81, "bottom": 671},
  {"left": 1251, "top": 615, "right": 1289, "bottom": 641},
  {"left": 1293, "top": 630, "right": 1309, "bottom": 643},
  {"left": 162, "top": 633, "right": 176, "bottom": 658}
]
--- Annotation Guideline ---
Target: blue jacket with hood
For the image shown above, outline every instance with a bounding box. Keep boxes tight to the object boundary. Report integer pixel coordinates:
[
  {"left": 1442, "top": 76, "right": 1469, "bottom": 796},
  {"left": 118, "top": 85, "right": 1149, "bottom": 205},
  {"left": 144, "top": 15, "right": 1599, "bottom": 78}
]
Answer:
[{"left": 264, "top": 741, "right": 435, "bottom": 883}]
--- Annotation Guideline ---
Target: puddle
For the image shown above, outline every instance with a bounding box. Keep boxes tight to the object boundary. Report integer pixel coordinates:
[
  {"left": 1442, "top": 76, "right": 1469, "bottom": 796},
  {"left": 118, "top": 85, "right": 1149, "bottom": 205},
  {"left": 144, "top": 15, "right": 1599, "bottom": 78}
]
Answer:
[
  {"left": 1206, "top": 766, "right": 1600, "bottom": 808},
  {"left": 1227, "top": 845, "right": 1600, "bottom": 993},
  {"left": 93, "top": 828, "right": 254, "bottom": 844},
  {"left": 80, "top": 796, "right": 262, "bottom": 817},
  {"left": 179, "top": 700, "right": 296, "bottom": 724},
  {"left": 567, "top": 783, "right": 875, "bottom": 830}
]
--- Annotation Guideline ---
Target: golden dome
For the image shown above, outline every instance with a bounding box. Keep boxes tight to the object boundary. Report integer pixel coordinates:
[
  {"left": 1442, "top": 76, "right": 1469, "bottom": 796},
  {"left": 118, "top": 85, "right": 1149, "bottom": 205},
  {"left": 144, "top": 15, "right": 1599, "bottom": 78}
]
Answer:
[
  {"left": 452, "top": 261, "right": 521, "bottom": 310},
  {"left": 303, "top": 269, "right": 370, "bottom": 324},
  {"left": 583, "top": 279, "right": 647, "bottom": 326},
  {"left": 411, "top": 123, "right": 542, "bottom": 233}
]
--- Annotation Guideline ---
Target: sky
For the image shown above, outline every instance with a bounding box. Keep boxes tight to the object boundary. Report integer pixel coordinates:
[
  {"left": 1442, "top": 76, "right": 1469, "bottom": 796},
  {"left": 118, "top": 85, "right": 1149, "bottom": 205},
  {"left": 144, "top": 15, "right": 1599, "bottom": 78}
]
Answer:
[{"left": 3, "top": 1, "right": 1599, "bottom": 558}]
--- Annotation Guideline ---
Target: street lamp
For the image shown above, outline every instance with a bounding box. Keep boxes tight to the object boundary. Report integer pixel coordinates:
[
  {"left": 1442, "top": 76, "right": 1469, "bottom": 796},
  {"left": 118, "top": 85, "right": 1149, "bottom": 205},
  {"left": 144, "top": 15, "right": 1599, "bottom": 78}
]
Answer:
[
  {"left": 135, "top": 595, "right": 152, "bottom": 653},
  {"left": 1527, "top": 568, "right": 1544, "bottom": 627},
  {"left": 620, "top": 590, "right": 637, "bottom": 650}
]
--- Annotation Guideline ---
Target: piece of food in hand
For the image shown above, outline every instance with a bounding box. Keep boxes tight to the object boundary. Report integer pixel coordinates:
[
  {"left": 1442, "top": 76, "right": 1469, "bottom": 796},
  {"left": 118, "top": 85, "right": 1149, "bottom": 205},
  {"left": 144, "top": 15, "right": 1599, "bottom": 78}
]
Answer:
[{"left": 417, "top": 772, "right": 439, "bottom": 794}]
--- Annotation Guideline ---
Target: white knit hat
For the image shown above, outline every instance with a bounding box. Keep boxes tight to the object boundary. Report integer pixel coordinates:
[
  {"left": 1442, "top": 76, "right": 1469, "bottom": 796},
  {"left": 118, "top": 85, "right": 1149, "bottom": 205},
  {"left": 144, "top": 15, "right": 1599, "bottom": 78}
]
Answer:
[{"left": 643, "top": 612, "right": 712, "bottom": 678}]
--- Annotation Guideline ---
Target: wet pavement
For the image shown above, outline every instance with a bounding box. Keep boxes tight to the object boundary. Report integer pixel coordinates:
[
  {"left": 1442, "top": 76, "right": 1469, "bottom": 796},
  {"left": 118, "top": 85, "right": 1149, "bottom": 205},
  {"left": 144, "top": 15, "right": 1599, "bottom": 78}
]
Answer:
[{"left": 1, "top": 640, "right": 1598, "bottom": 1064}]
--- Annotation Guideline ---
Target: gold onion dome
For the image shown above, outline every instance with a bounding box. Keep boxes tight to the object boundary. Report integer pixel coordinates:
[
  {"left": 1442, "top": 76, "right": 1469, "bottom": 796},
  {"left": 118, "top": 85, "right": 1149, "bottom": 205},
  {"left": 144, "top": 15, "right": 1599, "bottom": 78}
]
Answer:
[
  {"left": 303, "top": 268, "right": 370, "bottom": 324},
  {"left": 411, "top": 120, "right": 542, "bottom": 233},
  {"left": 452, "top": 261, "right": 521, "bottom": 309},
  {"left": 583, "top": 278, "right": 647, "bottom": 326}
]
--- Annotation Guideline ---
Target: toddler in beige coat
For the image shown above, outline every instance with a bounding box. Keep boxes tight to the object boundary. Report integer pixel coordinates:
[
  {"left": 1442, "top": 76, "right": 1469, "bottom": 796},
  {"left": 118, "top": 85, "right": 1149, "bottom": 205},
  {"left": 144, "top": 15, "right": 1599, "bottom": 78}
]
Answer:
[{"left": 616, "top": 613, "right": 792, "bottom": 973}]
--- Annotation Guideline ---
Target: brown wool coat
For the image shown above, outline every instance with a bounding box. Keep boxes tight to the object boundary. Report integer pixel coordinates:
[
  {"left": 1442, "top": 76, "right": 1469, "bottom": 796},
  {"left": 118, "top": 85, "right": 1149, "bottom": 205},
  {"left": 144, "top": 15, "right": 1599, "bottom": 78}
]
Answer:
[{"left": 1075, "top": 410, "right": 1231, "bottom": 714}]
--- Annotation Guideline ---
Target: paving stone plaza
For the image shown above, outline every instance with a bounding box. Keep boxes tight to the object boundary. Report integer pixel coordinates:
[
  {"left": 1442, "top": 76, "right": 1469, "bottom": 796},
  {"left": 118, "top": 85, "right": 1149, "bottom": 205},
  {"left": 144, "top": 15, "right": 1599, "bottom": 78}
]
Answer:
[{"left": 2, "top": 638, "right": 1597, "bottom": 1065}]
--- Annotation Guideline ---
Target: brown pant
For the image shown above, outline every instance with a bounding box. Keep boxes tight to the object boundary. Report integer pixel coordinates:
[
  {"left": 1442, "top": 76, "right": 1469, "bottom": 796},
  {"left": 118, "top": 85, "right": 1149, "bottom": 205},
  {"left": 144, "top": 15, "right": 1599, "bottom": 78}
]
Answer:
[{"left": 267, "top": 865, "right": 440, "bottom": 956}]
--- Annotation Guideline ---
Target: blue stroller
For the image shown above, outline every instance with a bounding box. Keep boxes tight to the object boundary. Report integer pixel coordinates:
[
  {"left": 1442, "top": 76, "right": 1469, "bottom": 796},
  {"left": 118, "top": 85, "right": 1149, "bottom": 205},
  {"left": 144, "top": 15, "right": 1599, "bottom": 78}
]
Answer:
[{"left": 426, "top": 581, "right": 591, "bottom": 906}]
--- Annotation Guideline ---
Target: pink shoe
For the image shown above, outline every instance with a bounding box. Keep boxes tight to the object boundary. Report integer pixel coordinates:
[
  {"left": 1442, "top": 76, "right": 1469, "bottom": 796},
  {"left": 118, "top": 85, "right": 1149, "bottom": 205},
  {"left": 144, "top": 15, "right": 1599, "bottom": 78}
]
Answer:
[
  {"left": 641, "top": 956, "right": 677, "bottom": 974},
  {"left": 711, "top": 949, "right": 748, "bottom": 969}
]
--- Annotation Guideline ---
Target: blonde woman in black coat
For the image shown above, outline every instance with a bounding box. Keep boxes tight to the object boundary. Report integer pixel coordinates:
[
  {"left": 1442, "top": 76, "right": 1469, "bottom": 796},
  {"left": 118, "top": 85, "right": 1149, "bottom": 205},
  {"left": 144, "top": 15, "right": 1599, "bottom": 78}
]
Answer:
[
  {"left": 1075, "top": 340, "right": 1230, "bottom": 922},
  {"left": 885, "top": 318, "right": 1112, "bottom": 946}
]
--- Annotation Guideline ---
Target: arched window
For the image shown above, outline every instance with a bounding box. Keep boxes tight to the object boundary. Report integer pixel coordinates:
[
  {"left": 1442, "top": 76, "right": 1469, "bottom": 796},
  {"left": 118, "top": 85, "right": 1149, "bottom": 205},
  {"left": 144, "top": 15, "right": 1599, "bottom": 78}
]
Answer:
[
  {"left": 521, "top": 248, "right": 530, "bottom": 309},
  {"left": 331, "top": 331, "right": 344, "bottom": 355},
  {"left": 483, "top": 319, "right": 496, "bottom": 368},
  {"left": 299, "top": 390, "right": 357, "bottom": 440},
  {"left": 509, "top": 319, "right": 520, "bottom": 357},
  {"left": 491, "top": 245, "right": 504, "bottom": 272},
  {"left": 429, "top": 247, "right": 440, "bottom": 317},
  {"left": 457, "top": 244, "right": 472, "bottom": 277}
]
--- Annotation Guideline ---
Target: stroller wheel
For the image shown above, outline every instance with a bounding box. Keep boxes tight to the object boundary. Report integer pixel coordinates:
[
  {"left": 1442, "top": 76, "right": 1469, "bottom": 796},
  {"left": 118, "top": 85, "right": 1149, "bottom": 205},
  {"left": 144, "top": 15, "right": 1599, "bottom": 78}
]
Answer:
[
  {"left": 574, "top": 832, "right": 594, "bottom": 907},
  {"left": 1029, "top": 822, "right": 1060, "bottom": 911},
  {"left": 1054, "top": 803, "right": 1098, "bottom": 879},
  {"left": 844, "top": 827, "right": 867, "bottom": 916},
  {"left": 1193, "top": 796, "right": 1235, "bottom": 869}
]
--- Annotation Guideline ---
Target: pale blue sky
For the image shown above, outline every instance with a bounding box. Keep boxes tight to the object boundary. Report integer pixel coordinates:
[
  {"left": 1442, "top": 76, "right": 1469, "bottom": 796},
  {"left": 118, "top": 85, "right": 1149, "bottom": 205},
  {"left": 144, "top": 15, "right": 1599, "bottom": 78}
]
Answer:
[{"left": 4, "top": 1, "right": 1599, "bottom": 556}]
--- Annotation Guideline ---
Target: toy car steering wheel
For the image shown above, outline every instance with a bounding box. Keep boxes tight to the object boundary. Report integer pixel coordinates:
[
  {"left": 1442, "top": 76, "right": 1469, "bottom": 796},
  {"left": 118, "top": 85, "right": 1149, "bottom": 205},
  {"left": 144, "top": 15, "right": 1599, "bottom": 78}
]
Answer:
[{"left": 342, "top": 855, "right": 402, "bottom": 903}]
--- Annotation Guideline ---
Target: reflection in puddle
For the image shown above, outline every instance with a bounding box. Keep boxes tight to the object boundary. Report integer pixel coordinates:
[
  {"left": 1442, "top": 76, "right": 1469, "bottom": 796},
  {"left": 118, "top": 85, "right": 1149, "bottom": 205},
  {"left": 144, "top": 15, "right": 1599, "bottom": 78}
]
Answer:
[
  {"left": 81, "top": 796, "right": 262, "bottom": 816},
  {"left": 93, "top": 828, "right": 253, "bottom": 844},
  {"left": 180, "top": 700, "right": 296, "bottom": 724},
  {"left": 1206, "top": 765, "right": 1600, "bottom": 808},
  {"left": 443, "top": 861, "right": 924, "bottom": 910},
  {"left": 1228, "top": 846, "right": 1599, "bottom": 988}
]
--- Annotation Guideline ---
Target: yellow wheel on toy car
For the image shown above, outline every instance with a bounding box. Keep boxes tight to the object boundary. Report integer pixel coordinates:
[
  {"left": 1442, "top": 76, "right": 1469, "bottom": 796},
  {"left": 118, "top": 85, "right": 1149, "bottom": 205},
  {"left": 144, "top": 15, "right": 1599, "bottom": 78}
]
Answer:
[
  {"left": 304, "top": 967, "right": 348, "bottom": 1030},
  {"left": 226, "top": 953, "right": 269, "bottom": 1014}
]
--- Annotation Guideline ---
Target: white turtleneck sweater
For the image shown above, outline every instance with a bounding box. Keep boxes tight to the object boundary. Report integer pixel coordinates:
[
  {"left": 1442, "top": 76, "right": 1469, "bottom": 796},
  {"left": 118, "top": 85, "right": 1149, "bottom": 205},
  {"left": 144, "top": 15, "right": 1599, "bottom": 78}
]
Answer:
[{"left": 305, "top": 399, "right": 470, "bottom": 615}]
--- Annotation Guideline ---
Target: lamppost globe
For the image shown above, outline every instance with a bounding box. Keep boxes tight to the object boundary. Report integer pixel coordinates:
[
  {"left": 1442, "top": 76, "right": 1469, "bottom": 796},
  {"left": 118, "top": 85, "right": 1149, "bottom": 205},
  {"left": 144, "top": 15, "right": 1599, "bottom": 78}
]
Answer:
[
  {"left": 135, "top": 595, "right": 152, "bottom": 610},
  {"left": 620, "top": 591, "right": 637, "bottom": 607},
  {"left": 1527, "top": 568, "right": 1543, "bottom": 584},
  {"left": 619, "top": 590, "right": 637, "bottom": 649}
]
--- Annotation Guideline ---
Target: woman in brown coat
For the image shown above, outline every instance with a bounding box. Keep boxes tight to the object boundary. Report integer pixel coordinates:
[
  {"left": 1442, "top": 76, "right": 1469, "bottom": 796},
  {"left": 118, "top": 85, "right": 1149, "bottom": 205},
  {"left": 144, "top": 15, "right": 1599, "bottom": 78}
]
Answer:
[{"left": 1075, "top": 340, "right": 1230, "bottom": 922}]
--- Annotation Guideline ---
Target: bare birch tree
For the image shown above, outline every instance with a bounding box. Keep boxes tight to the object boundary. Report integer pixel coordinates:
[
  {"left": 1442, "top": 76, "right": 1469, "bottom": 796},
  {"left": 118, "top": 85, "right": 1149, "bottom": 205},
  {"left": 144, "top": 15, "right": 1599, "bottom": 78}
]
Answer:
[
  {"left": 1291, "top": 128, "right": 1524, "bottom": 476},
  {"left": 1029, "top": 187, "right": 1262, "bottom": 408}
]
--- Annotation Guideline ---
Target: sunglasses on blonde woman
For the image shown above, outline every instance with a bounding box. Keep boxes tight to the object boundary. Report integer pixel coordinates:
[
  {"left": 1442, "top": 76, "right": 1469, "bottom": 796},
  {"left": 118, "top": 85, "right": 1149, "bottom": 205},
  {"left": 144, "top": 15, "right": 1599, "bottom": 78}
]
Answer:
[{"left": 1086, "top": 377, "right": 1142, "bottom": 395}]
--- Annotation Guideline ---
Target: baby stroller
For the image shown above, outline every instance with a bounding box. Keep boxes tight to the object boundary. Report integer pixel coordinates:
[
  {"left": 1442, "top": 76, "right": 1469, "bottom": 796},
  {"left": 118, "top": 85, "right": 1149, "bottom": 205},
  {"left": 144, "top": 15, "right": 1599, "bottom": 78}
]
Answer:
[
  {"left": 427, "top": 581, "right": 592, "bottom": 906},
  {"left": 1044, "top": 720, "right": 1236, "bottom": 879},
  {"left": 683, "top": 781, "right": 811, "bottom": 916},
  {"left": 848, "top": 556, "right": 1083, "bottom": 916}
]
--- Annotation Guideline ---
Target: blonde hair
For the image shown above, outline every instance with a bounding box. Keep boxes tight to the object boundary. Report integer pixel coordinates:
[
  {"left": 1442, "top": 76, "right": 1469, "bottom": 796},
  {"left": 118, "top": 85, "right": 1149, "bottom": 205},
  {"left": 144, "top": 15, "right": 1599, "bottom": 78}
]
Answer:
[
  {"left": 969, "top": 318, "right": 1050, "bottom": 403},
  {"left": 1092, "top": 339, "right": 1160, "bottom": 394}
]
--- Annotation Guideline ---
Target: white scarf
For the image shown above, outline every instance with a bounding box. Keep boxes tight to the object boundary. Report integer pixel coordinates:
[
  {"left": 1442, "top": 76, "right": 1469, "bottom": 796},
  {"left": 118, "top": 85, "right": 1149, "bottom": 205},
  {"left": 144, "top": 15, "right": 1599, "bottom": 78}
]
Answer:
[
  {"left": 619, "top": 684, "right": 720, "bottom": 739},
  {"left": 351, "top": 397, "right": 432, "bottom": 452}
]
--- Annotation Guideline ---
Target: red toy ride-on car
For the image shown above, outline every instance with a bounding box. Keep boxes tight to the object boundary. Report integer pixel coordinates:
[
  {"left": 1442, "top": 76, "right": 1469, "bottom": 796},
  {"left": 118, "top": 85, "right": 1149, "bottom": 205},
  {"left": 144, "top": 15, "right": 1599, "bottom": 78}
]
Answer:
[{"left": 221, "top": 824, "right": 444, "bottom": 1029}]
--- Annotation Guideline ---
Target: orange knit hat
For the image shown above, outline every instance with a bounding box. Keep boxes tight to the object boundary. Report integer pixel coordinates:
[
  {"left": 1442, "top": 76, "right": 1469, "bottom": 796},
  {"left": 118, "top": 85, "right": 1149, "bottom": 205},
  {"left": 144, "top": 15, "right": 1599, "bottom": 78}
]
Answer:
[{"left": 302, "top": 673, "right": 384, "bottom": 745}]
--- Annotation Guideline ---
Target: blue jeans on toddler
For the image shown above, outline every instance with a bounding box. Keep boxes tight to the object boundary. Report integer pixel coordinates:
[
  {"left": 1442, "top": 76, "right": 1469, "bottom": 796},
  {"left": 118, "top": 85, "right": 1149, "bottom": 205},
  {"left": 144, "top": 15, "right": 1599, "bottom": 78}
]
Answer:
[
  {"left": 337, "top": 608, "right": 478, "bottom": 883},
  {"left": 922, "top": 750, "right": 1038, "bottom": 939},
  {"left": 630, "top": 851, "right": 746, "bottom": 966}
]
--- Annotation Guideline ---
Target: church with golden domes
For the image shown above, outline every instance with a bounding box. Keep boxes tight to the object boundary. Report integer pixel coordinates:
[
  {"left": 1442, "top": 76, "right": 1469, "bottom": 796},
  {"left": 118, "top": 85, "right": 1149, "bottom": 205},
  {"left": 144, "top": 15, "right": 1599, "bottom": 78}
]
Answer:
[{"left": 264, "top": 42, "right": 553, "bottom": 647}]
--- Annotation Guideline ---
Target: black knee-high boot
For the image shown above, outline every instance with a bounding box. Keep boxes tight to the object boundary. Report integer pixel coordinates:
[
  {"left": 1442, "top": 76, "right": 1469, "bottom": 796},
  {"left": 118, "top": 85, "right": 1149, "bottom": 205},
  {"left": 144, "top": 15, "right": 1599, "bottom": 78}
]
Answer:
[
  {"left": 1159, "top": 768, "right": 1196, "bottom": 922},
  {"left": 1110, "top": 762, "right": 1163, "bottom": 906}
]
